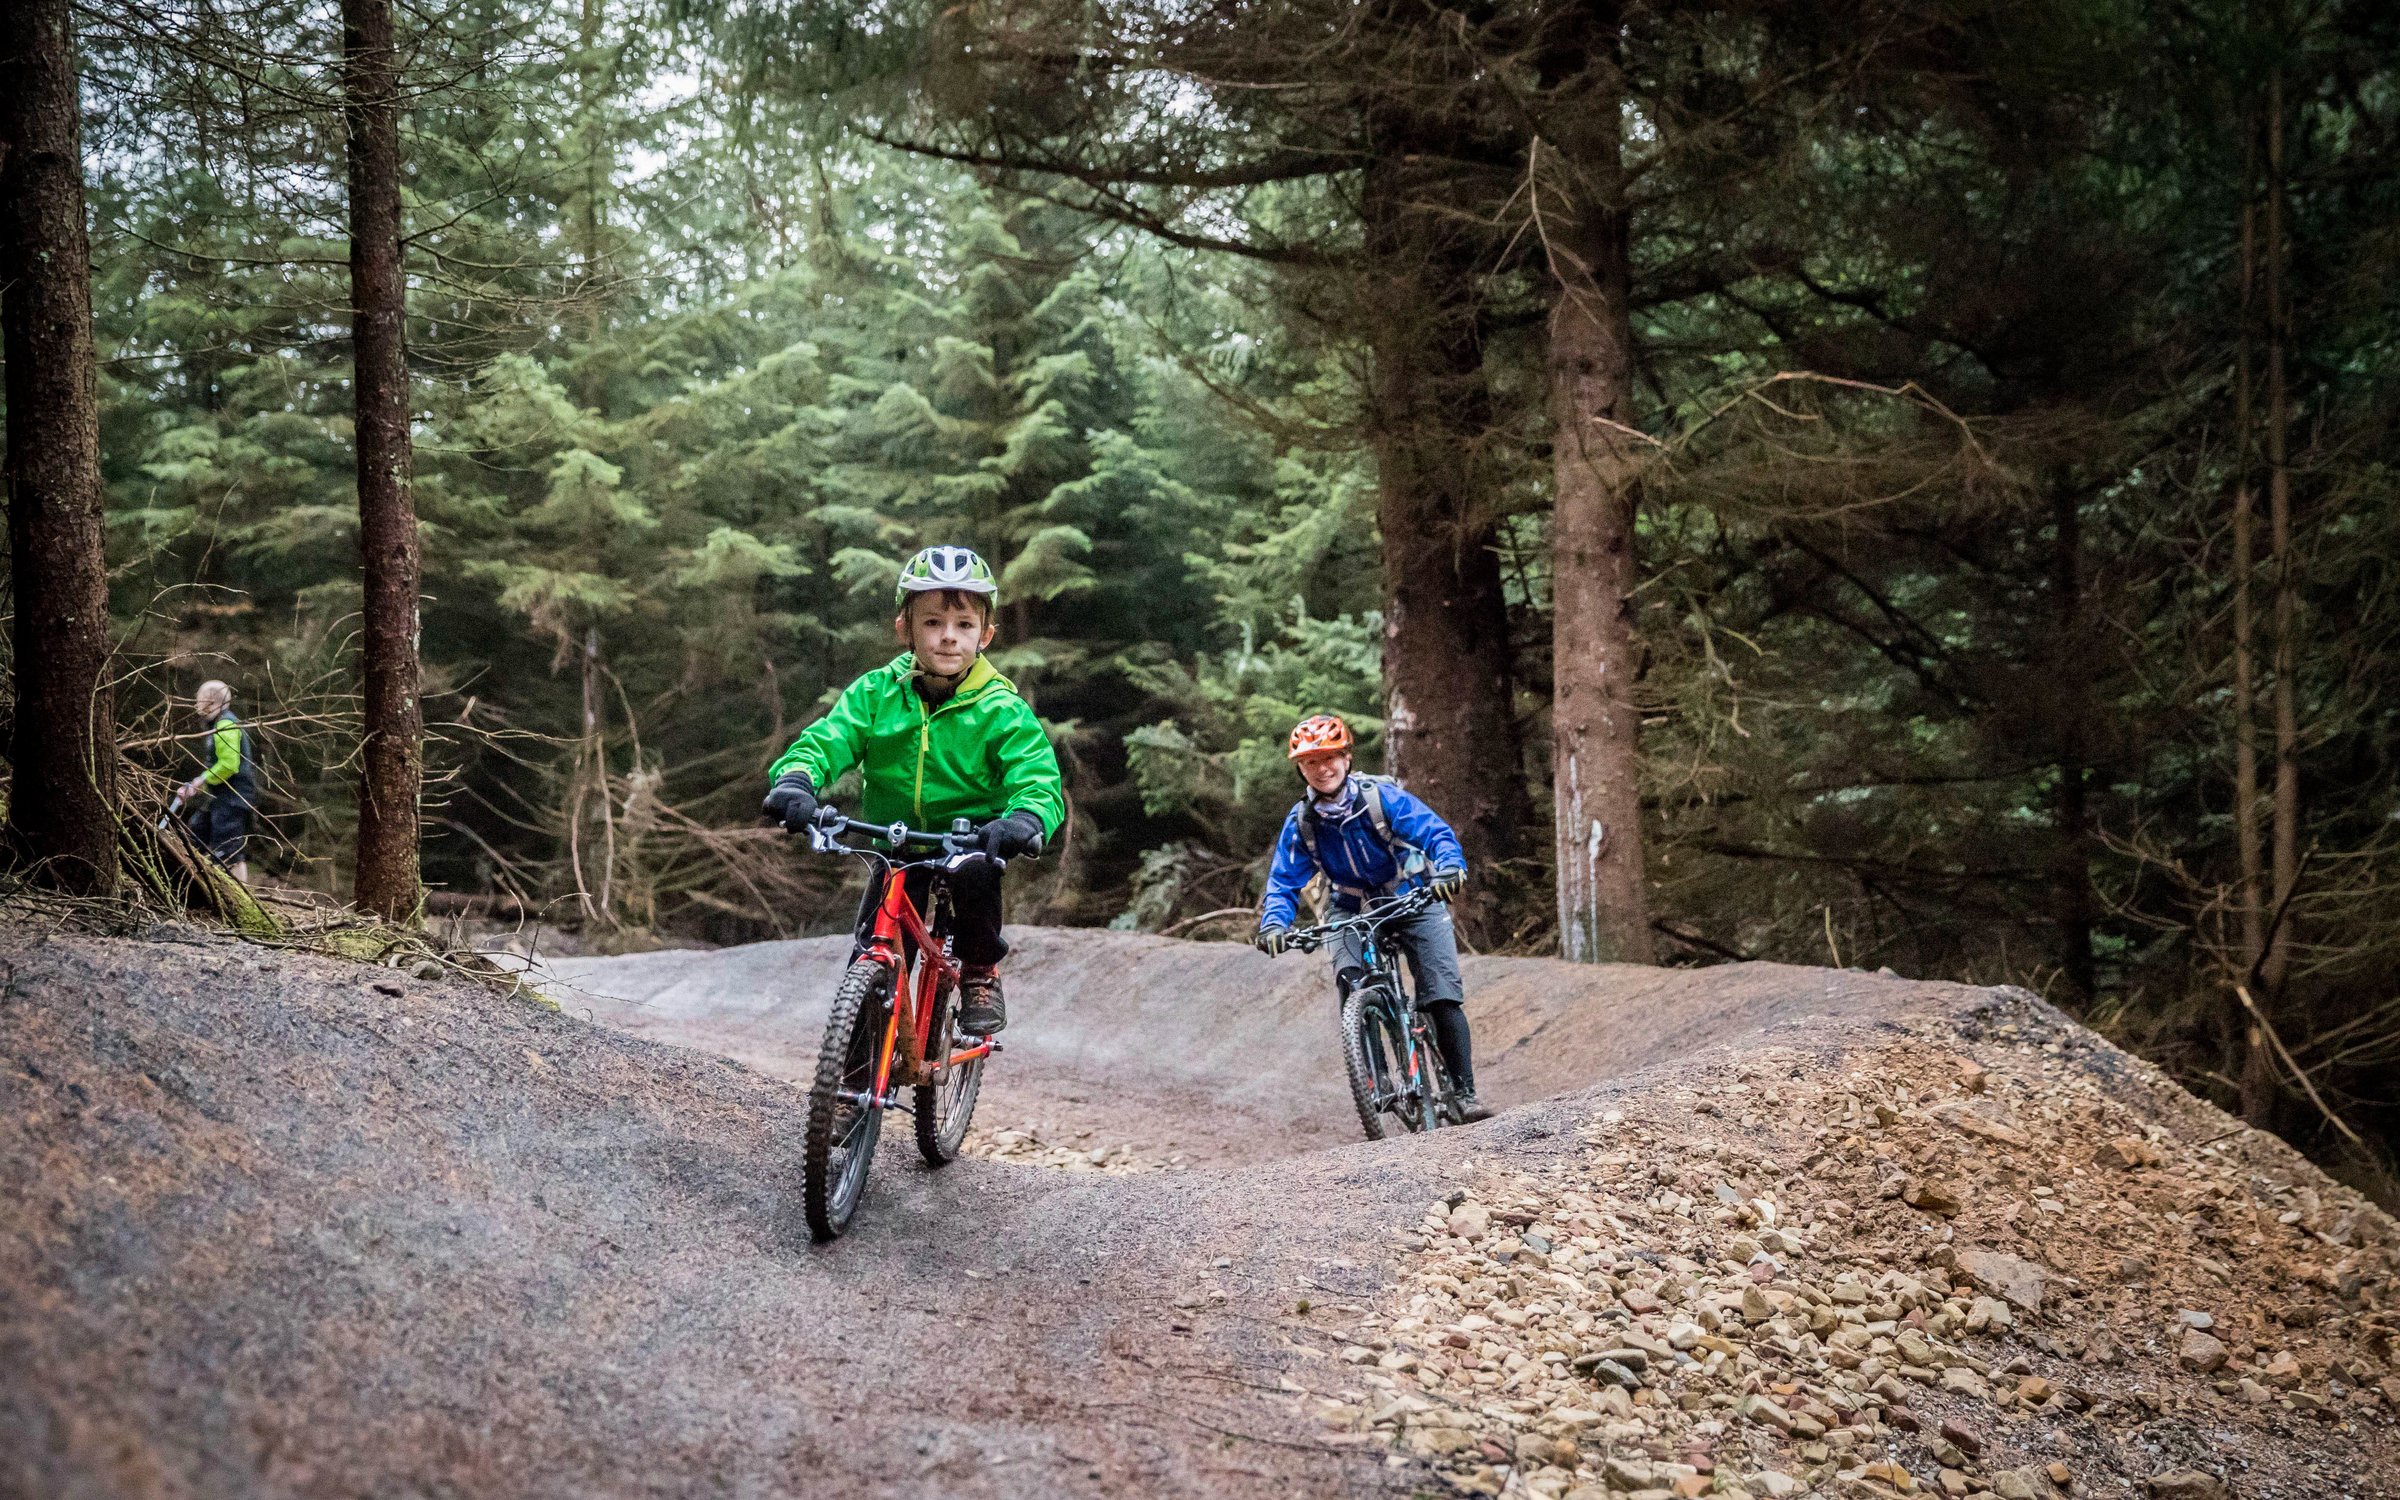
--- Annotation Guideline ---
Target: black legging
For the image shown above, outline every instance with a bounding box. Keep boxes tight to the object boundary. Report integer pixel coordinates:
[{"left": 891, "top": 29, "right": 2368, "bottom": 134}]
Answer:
[{"left": 1422, "top": 998, "right": 1474, "bottom": 1093}]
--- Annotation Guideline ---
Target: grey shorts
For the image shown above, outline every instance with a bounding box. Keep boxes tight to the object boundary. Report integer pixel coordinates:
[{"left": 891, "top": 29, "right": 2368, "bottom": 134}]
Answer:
[{"left": 1334, "top": 902, "right": 1465, "bottom": 1005}]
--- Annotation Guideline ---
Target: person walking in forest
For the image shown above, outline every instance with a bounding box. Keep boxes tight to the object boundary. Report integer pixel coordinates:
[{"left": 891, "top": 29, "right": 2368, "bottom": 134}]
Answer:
[
  {"left": 1253, "top": 714, "right": 1491, "bottom": 1122},
  {"left": 761, "top": 546, "right": 1064, "bottom": 1036},
  {"left": 178, "top": 679, "right": 257, "bottom": 884}
]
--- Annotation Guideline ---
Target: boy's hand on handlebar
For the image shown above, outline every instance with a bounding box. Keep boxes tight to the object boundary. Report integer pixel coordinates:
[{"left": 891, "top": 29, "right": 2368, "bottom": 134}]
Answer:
[
  {"left": 1254, "top": 925, "right": 1294, "bottom": 957},
  {"left": 979, "top": 810, "right": 1045, "bottom": 861},
  {"left": 762, "top": 772, "right": 818, "bottom": 831},
  {"left": 1429, "top": 867, "right": 1466, "bottom": 903}
]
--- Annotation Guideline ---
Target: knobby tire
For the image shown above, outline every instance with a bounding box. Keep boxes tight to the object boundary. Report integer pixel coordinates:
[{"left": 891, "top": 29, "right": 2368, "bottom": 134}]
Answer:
[
  {"left": 804, "top": 959, "right": 891, "bottom": 1241},
  {"left": 1341, "top": 984, "right": 1422, "bottom": 1141}
]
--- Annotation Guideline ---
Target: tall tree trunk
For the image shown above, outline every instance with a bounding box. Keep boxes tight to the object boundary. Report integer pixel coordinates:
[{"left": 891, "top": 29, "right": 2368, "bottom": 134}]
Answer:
[
  {"left": 573, "top": 0, "right": 611, "bottom": 408},
  {"left": 2230, "top": 123, "right": 2266, "bottom": 978},
  {"left": 0, "top": 0, "right": 117, "bottom": 895},
  {"left": 344, "top": 0, "right": 422, "bottom": 921},
  {"left": 2230, "top": 116, "right": 2275, "bottom": 1126},
  {"left": 2262, "top": 68, "right": 2299, "bottom": 995},
  {"left": 1359, "top": 141, "right": 1531, "bottom": 937},
  {"left": 1543, "top": 87, "right": 1654, "bottom": 965},
  {"left": 2050, "top": 477, "right": 2097, "bottom": 1003}
]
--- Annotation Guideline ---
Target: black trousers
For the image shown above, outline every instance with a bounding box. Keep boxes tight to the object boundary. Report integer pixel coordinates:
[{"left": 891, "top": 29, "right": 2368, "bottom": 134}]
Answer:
[
  {"left": 185, "top": 791, "right": 253, "bottom": 864},
  {"left": 852, "top": 860, "right": 1007, "bottom": 967}
]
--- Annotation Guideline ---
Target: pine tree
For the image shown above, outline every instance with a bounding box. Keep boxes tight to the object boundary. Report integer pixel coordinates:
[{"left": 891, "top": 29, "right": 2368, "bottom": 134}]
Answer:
[{"left": 2, "top": 0, "right": 118, "bottom": 895}]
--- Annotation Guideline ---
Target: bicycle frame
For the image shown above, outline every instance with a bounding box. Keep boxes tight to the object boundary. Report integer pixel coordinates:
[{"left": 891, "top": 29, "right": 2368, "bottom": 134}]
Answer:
[
  {"left": 855, "top": 860, "right": 996, "bottom": 1097},
  {"left": 1352, "top": 938, "right": 1433, "bottom": 1109},
  {"left": 806, "top": 808, "right": 1007, "bottom": 1107}
]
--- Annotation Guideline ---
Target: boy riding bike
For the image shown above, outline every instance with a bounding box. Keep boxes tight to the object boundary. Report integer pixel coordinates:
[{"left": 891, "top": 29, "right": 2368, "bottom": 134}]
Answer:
[
  {"left": 762, "top": 545, "right": 1064, "bottom": 1036},
  {"left": 1253, "top": 714, "right": 1492, "bottom": 1123}
]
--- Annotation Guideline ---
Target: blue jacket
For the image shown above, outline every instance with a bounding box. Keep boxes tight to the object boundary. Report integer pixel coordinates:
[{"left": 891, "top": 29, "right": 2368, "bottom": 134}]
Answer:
[{"left": 1259, "top": 776, "right": 1467, "bottom": 929}]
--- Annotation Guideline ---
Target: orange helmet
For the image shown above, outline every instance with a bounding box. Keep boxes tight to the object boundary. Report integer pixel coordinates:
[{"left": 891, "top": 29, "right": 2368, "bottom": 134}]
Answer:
[{"left": 1287, "top": 713, "right": 1354, "bottom": 760}]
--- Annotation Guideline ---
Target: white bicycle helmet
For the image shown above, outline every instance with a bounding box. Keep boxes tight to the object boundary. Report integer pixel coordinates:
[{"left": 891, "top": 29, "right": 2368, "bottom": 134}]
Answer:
[{"left": 894, "top": 545, "right": 999, "bottom": 614}]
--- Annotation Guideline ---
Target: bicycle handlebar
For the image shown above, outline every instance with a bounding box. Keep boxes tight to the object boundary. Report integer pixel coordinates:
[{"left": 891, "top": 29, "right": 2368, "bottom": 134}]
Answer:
[
  {"left": 795, "top": 807, "right": 1006, "bottom": 870},
  {"left": 1285, "top": 884, "right": 1440, "bottom": 953}
]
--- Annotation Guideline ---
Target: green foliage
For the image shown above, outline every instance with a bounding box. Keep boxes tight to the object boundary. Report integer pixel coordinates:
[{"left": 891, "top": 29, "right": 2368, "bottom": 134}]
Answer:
[
  {"left": 1123, "top": 608, "right": 1383, "bottom": 851},
  {"left": 75, "top": 4, "right": 1357, "bottom": 928}
]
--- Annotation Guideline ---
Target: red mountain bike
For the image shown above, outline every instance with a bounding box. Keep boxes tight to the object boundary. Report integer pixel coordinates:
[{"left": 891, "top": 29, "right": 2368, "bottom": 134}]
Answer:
[{"left": 794, "top": 808, "right": 1003, "bottom": 1240}]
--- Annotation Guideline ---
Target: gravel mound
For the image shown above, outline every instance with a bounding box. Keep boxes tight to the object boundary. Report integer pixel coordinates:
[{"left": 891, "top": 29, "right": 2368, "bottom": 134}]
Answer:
[
  {"left": 1300, "top": 1009, "right": 2400, "bottom": 1500},
  {"left": 5, "top": 920, "right": 2389, "bottom": 1500}
]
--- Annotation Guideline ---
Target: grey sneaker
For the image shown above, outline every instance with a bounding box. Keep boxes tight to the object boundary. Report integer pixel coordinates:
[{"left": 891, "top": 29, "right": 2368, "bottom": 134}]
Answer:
[
  {"left": 956, "top": 966, "right": 1006, "bottom": 1036},
  {"left": 1452, "top": 1089, "right": 1493, "bottom": 1123}
]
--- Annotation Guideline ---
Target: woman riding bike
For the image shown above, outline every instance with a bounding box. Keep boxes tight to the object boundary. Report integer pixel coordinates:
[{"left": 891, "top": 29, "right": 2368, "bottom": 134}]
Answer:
[{"left": 1252, "top": 714, "right": 1491, "bottom": 1123}]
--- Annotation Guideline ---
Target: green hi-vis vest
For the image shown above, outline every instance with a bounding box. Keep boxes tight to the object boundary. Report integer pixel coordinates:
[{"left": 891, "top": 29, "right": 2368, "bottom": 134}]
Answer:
[{"left": 202, "top": 712, "right": 256, "bottom": 797}]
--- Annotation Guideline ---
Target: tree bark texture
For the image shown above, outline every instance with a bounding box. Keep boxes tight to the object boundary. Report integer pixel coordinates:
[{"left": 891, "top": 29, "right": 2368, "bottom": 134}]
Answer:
[
  {"left": 1359, "top": 129, "right": 1532, "bottom": 933},
  {"left": 344, "top": 0, "right": 423, "bottom": 920},
  {"left": 1, "top": 0, "right": 117, "bottom": 895},
  {"left": 2049, "top": 477, "right": 2097, "bottom": 1003},
  {"left": 1542, "top": 73, "right": 1653, "bottom": 965},
  {"left": 2261, "top": 69, "right": 2299, "bottom": 997},
  {"left": 2229, "top": 122, "right": 2274, "bottom": 1126},
  {"left": 2230, "top": 126, "right": 2266, "bottom": 983}
]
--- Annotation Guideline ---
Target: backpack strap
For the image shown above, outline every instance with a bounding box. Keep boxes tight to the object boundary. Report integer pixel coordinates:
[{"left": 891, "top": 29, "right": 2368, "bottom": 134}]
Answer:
[
  {"left": 1295, "top": 776, "right": 1423, "bottom": 901},
  {"left": 1292, "top": 797, "right": 1318, "bottom": 861},
  {"left": 1353, "top": 775, "right": 1416, "bottom": 857}
]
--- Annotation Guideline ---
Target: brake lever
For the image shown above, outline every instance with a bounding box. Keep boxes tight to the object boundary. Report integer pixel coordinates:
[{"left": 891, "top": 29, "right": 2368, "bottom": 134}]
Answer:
[{"left": 805, "top": 805, "right": 848, "bottom": 853}]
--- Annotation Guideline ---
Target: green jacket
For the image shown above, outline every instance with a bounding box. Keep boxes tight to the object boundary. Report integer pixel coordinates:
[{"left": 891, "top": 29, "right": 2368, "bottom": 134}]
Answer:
[{"left": 769, "top": 653, "right": 1065, "bottom": 837}]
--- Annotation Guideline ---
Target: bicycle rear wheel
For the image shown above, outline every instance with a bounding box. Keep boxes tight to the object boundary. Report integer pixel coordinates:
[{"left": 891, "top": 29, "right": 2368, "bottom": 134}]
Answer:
[
  {"left": 1340, "top": 983, "right": 1424, "bottom": 1140},
  {"left": 804, "top": 959, "right": 892, "bottom": 1241},
  {"left": 914, "top": 973, "right": 984, "bottom": 1164}
]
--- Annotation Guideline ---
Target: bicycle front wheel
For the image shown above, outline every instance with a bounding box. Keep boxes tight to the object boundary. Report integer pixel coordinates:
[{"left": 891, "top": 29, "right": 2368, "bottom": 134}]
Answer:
[
  {"left": 1341, "top": 984, "right": 1423, "bottom": 1140},
  {"left": 804, "top": 959, "right": 892, "bottom": 1241}
]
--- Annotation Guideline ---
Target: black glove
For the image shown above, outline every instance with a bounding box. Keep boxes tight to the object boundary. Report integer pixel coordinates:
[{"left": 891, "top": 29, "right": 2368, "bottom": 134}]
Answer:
[
  {"left": 979, "top": 809, "right": 1046, "bottom": 861},
  {"left": 1429, "top": 867, "right": 1466, "bottom": 903},
  {"left": 762, "top": 771, "right": 818, "bottom": 832},
  {"left": 1255, "top": 925, "right": 1293, "bottom": 957}
]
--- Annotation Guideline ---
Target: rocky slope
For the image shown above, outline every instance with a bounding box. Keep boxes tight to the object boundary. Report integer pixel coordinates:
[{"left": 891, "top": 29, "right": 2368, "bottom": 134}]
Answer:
[
  {"left": 1312, "top": 1020, "right": 2400, "bottom": 1500},
  {"left": 4, "top": 918, "right": 2393, "bottom": 1500}
]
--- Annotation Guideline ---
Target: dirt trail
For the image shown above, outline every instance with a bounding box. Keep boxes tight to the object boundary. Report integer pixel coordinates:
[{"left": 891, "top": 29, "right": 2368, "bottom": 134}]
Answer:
[
  {"left": 5, "top": 921, "right": 2393, "bottom": 1500},
  {"left": 528, "top": 929, "right": 1961, "bottom": 1164}
]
